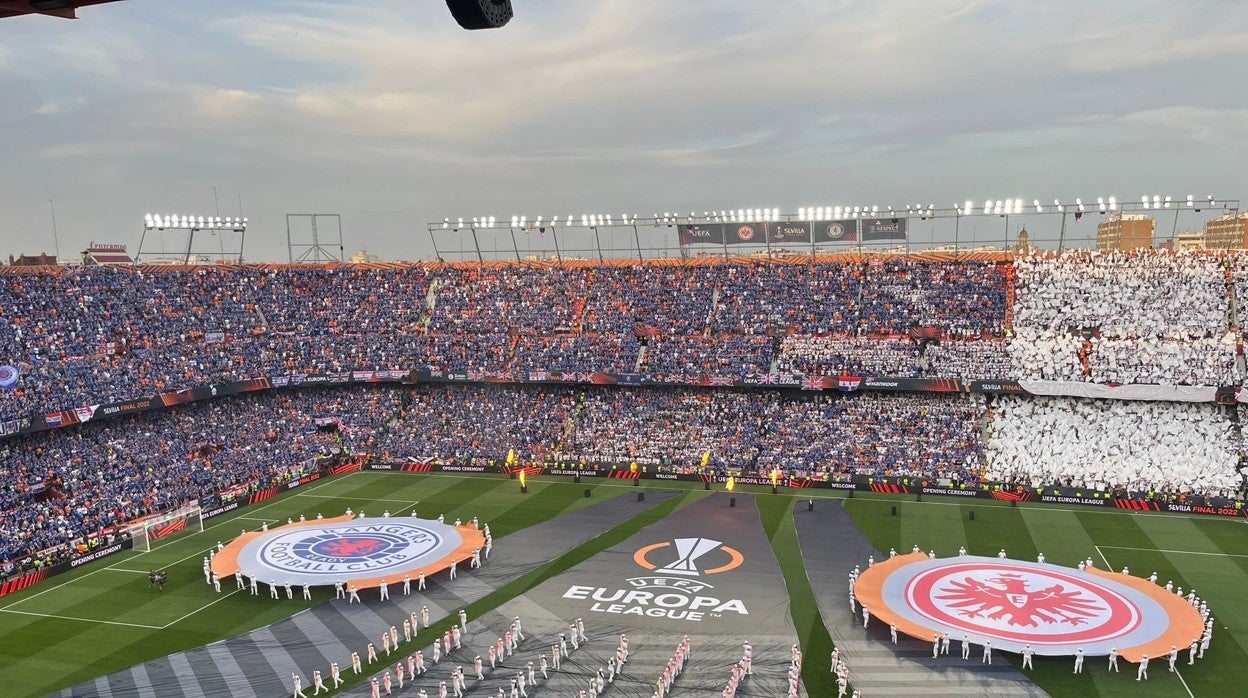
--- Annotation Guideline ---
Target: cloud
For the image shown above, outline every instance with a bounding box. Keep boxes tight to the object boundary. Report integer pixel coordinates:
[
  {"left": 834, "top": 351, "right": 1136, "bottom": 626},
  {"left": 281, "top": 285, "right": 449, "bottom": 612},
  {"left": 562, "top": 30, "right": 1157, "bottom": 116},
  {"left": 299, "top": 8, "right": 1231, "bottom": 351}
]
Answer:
[
  {"left": 1119, "top": 106, "right": 1248, "bottom": 145},
  {"left": 1, "top": 0, "right": 1247, "bottom": 263}
]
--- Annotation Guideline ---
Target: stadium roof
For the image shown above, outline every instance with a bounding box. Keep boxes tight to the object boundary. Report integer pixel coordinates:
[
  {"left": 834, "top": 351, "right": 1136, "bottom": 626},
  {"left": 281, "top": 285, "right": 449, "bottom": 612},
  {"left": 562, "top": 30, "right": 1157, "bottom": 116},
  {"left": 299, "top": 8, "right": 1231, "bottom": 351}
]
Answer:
[{"left": 0, "top": 0, "right": 119, "bottom": 20}]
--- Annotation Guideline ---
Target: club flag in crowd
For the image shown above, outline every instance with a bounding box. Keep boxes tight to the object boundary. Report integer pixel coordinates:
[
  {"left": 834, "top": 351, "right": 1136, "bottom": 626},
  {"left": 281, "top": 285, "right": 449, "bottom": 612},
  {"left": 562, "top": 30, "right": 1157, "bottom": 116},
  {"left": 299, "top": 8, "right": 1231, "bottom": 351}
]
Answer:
[{"left": 0, "top": 365, "right": 18, "bottom": 390}]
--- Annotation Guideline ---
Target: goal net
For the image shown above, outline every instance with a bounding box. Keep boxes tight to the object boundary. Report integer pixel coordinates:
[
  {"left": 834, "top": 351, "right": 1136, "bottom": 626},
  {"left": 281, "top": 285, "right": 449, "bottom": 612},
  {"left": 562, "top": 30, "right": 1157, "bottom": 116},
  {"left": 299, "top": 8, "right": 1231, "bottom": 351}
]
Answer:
[{"left": 124, "top": 503, "right": 204, "bottom": 553}]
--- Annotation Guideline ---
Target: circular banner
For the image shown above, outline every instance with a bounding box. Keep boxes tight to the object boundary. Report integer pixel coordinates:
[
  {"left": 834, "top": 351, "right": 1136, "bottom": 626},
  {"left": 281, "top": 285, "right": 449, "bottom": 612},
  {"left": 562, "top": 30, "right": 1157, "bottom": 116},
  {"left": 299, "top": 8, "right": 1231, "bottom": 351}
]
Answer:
[
  {"left": 855, "top": 554, "right": 1204, "bottom": 660},
  {"left": 213, "top": 516, "right": 484, "bottom": 589},
  {"left": 0, "top": 364, "right": 19, "bottom": 390}
]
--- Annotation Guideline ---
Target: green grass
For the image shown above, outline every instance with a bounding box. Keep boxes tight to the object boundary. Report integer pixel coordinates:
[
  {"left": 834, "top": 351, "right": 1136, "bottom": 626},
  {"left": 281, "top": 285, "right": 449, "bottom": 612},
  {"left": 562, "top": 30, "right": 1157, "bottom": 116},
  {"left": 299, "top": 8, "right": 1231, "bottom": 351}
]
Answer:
[{"left": 2, "top": 473, "right": 1245, "bottom": 698}]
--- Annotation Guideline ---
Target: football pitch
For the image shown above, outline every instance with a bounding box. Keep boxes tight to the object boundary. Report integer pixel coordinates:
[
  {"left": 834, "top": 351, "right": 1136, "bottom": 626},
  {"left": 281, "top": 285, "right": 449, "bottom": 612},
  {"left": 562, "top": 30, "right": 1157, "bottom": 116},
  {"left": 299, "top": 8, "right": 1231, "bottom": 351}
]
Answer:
[{"left": 1, "top": 471, "right": 1245, "bottom": 698}]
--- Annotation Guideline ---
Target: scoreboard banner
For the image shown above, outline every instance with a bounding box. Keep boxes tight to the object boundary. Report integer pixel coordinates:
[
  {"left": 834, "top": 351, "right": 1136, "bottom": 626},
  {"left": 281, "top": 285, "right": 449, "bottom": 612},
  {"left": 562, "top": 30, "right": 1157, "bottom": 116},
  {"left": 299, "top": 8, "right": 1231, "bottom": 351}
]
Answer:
[{"left": 854, "top": 553, "right": 1204, "bottom": 661}]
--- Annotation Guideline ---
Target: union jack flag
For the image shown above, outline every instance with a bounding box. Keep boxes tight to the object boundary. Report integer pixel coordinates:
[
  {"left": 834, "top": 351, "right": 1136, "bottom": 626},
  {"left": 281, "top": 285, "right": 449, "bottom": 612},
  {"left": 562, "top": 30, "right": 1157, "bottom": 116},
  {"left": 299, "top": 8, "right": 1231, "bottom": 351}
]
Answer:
[
  {"left": 709, "top": 375, "right": 735, "bottom": 386},
  {"left": 662, "top": 374, "right": 684, "bottom": 383},
  {"left": 529, "top": 370, "right": 549, "bottom": 381},
  {"left": 801, "top": 376, "right": 825, "bottom": 391},
  {"left": 756, "top": 373, "right": 778, "bottom": 385},
  {"left": 465, "top": 370, "right": 482, "bottom": 381},
  {"left": 577, "top": 372, "right": 594, "bottom": 383}
]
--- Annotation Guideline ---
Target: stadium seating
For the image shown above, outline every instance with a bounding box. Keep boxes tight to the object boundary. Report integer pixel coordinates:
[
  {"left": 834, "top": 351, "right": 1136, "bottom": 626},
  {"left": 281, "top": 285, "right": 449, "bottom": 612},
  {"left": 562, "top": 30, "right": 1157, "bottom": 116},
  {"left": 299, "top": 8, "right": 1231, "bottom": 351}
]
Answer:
[{"left": 5, "top": 252, "right": 1248, "bottom": 579}]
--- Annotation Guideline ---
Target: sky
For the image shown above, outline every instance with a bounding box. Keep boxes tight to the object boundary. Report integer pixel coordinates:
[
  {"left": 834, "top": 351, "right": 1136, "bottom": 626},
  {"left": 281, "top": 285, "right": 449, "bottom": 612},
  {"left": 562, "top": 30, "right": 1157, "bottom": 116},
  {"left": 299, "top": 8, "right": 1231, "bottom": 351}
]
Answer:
[{"left": 1, "top": 0, "right": 1246, "bottom": 262}]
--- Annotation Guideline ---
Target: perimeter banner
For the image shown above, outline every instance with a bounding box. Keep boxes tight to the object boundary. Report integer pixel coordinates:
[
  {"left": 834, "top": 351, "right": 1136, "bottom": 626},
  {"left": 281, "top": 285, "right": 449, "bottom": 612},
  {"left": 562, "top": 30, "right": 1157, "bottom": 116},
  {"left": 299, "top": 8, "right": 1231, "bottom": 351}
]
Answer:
[
  {"left": 812, "top": 220, "right": 860, "bottom": 243},
  {"left": 678, "top": 224, "right": 725, "bottom": 246},
  {"left": 767, "top": 221, "right": 812, "bottom": 244},
  {"left": 677, "top": 223, "right": 768, "bottom": 246}
]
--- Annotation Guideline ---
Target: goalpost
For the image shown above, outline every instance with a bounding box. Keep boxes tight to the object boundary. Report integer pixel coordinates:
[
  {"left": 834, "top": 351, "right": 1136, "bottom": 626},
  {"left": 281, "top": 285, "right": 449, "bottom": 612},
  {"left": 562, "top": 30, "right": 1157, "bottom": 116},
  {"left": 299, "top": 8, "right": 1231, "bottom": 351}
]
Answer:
[{"left": 124, "top": 503, "right": 205, "bottom": 553}]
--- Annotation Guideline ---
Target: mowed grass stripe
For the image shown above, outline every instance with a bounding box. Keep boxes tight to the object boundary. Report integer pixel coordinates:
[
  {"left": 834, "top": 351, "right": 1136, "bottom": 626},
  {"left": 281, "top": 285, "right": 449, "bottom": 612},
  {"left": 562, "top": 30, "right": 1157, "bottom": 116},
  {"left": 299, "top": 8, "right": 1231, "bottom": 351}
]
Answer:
[
  {"left": 1018, "top": 507, "right": 1099, "bottom": 567},
  {"left": 898, "top": 496, "right": 970, "bottom": 556}
]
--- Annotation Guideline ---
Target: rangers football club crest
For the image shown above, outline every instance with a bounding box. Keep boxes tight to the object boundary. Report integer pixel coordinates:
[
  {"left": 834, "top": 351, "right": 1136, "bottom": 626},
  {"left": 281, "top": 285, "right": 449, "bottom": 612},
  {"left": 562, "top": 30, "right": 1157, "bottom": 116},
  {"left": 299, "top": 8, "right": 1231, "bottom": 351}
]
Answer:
[
  {"left": 0, "top": 364, "right": 19, "bottom": 390},
  {"left": 213, "top": 516, "right": 485, "bottom": 589},
  {"left": 855, "top": 554, "right": 1204, "bottom": 660}
]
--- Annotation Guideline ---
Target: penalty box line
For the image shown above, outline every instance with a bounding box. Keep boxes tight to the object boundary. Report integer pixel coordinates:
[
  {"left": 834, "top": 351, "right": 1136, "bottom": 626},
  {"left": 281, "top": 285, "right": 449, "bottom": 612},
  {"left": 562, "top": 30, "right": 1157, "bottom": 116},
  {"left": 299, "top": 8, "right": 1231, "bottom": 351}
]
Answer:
[
  {"left": 1098, "top": 544, "right": 1248, "bottom": 558},
  {"left": 0, "top": 606, "right": 164, "bottom": 629}
]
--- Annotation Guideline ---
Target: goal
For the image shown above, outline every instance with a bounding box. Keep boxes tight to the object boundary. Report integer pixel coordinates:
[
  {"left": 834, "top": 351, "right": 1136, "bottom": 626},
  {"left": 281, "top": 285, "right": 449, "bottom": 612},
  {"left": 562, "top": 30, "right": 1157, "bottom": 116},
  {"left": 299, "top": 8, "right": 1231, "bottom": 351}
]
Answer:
[{"left": 125, "top": 503, "right": 204, "bottom": 553}]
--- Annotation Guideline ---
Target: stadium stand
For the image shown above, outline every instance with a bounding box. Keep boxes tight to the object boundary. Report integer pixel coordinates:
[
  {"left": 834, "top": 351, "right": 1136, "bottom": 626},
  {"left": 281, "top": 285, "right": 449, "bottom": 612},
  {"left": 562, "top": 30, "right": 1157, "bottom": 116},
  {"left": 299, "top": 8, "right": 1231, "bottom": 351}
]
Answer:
[{"left": 4, "top": 252, "right": 1248, "bottom": 582}]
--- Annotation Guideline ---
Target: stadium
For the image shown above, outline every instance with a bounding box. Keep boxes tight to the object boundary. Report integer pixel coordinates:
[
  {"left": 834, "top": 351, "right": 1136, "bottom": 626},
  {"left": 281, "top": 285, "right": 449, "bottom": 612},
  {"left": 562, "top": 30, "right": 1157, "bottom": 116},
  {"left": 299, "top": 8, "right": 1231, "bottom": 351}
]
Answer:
[
  {"left": 2, "top": 248, "right": 1247, "bottom": 698},
  {"left": 3, "top": 2, "right": 1248, "bottom": 698}
]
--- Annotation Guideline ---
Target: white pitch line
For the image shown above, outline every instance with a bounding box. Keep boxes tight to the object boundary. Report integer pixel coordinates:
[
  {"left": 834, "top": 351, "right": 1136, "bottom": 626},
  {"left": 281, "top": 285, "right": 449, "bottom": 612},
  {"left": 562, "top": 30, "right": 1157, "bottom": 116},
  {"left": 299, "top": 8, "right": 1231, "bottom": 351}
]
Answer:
[
  {"left": 289, "top": 493, "right": 422, "bottom": 505},
  {"left": 161, "top": 589, "right": 243, "bottom": 629},
  {"left": 0, "top": 606, "right": 164, "bottom": 629},
  {"left": 1094, "top": 545, "right": 1112, "bottom": 570},
  {"left": 1099, "top": 545, "right": 1248, "bottom": 559},
  {"left": 1175, "top": 667, "right": 1196, "bottom": 698},
  {"left": 101, "top": 568, "right": 153, "bottom": 574},
  {"left": 390, "top": 502, "right": 418, "bottom": 517}
]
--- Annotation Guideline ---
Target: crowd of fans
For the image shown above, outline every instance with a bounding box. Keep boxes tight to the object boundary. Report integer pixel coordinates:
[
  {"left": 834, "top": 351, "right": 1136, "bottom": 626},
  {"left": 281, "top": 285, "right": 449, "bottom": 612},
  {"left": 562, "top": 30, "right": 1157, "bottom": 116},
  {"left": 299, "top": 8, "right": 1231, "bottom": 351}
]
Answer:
[
  {"left": 4, "top": 379, "right": 1247, "bottom": 579},
  {"left": 776, "top": 336, "right": 919, "bottom": 377},
  {"left": 922, "top": 339, "right": 1012, "bottom": 381},
  {"left": 6, "top": 252, "right": 1248, "bottom": 578},
  {"left": 0, "top": 385, "right": 399, "bottom": 573},
  {"left": 0, "top": 260, "right": 1017, "bottom": 421},
  {"left": 1010, "top": 251, "right": 1236, "bottom": 386},
  {"left": 558, "top": 388, "right": 763, "bottom": 470},
  {"left": 984, "top": 396, "right": 1244, "bottom": 498},
  {"left": 753, "top": 393, "right": 986, "bottom": 482},
  {"left": 373, "top": 385, "right": 579, "bottom": 464}
]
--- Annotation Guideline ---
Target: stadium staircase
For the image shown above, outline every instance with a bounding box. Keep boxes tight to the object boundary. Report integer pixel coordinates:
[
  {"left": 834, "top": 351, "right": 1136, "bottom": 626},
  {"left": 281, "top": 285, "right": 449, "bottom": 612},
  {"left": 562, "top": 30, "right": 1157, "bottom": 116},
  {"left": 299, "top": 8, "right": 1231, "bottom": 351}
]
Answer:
[
  {"left": 1224, "top": 266, "right": 1246, "bottom": 379},
  {"left": 553, "top": 393, "right": 587, "bottom": 455},
  {"left": 633, "top": 344, "right": 646, "bottom": 373}
]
